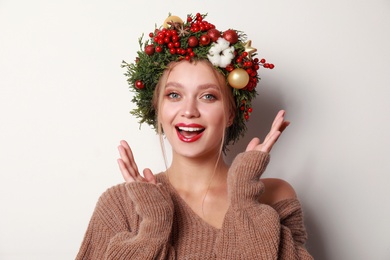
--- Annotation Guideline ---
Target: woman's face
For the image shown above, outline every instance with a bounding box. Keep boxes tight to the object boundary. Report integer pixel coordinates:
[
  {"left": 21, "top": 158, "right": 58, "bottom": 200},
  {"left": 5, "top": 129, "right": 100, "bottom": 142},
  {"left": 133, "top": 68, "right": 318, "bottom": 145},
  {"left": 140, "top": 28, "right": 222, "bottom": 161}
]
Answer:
[{"left": 159, "top": 61, "right": 231, "bottom": 159}]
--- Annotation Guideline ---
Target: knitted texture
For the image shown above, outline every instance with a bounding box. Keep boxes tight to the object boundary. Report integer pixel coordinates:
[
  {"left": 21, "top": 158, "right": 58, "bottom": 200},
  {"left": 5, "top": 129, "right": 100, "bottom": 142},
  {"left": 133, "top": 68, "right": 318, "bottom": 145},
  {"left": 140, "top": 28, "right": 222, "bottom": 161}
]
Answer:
[
  {"left": 227, "top": 150, "right": 270, "bottom": 206},
  {"left": 76, "top": 151, "right": 313, "bottom": 259}
]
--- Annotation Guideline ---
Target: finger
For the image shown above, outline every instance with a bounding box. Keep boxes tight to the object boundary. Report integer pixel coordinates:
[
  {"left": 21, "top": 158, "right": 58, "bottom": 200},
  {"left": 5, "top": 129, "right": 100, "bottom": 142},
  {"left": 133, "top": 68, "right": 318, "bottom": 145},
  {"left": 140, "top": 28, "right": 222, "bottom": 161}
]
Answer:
[
  {"left": 246, "top": 137, "right": 261, "bottom": 152},
  {"left": 119, "top": 140, "right": 140, "bottom": 174},
  {"left": 143, "top": 168, "right": 157, "bottom": 185},
  {"left": 260, "top": 131, "right": 281, "bottom": 153},
  {"left": 117, "top": 145, "right": 138, "bottom": 179},
  {"left": 117, "top": 159, "right": 135, "bottom": 183},
  {"left": 271, "top": 110, "right": 285, "bottom": 128},
  {"left": 265, "top": 111, "right": 288, "bottom": 143},
  {"left": 118, "top": 142, "right": 141, "bottom": 181},
  {"left": 263, "top": 116, "right": 284, "bottom": 144}
]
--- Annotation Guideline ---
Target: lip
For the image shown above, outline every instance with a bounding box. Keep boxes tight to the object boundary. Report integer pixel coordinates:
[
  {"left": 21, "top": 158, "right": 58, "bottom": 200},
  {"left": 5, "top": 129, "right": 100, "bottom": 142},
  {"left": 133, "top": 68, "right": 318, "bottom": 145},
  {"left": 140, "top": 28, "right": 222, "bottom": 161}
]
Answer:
[{"left": 175, "top": 123, "right": 205, "bottom": 143}]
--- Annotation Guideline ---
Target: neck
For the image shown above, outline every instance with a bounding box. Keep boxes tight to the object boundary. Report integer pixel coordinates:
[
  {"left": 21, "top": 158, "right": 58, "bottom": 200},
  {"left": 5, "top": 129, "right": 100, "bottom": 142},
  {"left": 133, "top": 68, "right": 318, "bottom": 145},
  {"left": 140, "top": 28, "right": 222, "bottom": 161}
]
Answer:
[{"left": 166, "top": 151, "right": 229, "bottom": 193}]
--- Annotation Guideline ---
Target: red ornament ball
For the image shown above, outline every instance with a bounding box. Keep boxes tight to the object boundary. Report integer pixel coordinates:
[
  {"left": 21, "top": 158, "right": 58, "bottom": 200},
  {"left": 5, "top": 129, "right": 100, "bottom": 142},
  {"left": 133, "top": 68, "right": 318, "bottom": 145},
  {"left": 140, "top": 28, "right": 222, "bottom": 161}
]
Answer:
[
  {"left": 223, "top": 29, "right": 238, "bottom": 44},
  {"left": 144, "top": 44, "right": 155, "bottom": 56},
  {"left": 207, "top": 28, "right": 221, "bottom": 42},
  {"left": 188, "top": 36, "right": 199, "bottom": 47},
  {"left": 199, "top": 34, "right": 210, "bottom": 46},
  {"left": 135, "top": 80, "right": 145, "bottom": 90}
]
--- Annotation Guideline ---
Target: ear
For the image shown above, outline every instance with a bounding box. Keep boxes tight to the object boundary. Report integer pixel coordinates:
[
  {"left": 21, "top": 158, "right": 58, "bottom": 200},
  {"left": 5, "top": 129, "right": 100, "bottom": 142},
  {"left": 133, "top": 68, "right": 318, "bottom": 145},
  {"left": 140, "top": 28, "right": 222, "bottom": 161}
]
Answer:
[{"left": 226, "top": 112, "right": 235, "bottom": 127}]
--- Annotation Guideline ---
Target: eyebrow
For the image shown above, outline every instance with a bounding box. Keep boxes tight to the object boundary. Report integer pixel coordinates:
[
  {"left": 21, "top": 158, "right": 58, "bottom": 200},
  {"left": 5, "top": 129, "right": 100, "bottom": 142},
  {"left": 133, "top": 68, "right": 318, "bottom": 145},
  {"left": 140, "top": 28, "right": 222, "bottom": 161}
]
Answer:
[{"left": 165, "top": 82, "right": 221, "bottom": 91}]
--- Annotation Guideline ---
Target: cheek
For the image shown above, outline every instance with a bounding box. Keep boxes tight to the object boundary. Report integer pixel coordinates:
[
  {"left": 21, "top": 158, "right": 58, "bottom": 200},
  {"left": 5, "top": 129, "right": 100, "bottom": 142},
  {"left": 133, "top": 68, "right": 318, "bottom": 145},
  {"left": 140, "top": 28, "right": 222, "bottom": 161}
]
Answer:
[
  {"left": 201, "top": 106, "right": 226, "bottom": 125},
  {"left": 159, "top": 102, "right": 177, "bottom": 125}
]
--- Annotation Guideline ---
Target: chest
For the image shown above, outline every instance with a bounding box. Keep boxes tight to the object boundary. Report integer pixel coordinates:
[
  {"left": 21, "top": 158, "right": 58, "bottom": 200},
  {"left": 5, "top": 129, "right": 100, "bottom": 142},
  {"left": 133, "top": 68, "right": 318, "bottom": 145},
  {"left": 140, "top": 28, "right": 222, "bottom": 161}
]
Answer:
[{"left": 169, "top": 195, "right": 222, "bottom": 259}]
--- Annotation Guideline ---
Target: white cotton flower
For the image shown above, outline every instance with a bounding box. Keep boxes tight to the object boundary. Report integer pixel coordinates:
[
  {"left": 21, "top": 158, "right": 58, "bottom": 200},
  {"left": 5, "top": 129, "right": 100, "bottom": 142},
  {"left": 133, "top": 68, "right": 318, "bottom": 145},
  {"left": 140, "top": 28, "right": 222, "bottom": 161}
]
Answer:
[{"left": 207, "top": 37, "right": 235, "bottom": 68}]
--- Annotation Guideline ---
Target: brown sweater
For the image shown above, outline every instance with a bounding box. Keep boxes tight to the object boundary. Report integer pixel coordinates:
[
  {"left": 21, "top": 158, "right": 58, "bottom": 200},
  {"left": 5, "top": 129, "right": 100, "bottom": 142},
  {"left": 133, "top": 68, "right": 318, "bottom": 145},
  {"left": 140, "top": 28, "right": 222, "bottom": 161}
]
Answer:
[{"left": 76, "top": 151, "right": 313, "bottom": 259}]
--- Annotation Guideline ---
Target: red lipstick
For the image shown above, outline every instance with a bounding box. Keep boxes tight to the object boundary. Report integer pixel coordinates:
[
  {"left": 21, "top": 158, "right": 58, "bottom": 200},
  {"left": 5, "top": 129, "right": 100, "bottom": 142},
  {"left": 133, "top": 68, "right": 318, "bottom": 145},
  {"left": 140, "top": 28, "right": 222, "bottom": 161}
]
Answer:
[{"left": 175, "top": 123, "right": 205, "bottom": 143}]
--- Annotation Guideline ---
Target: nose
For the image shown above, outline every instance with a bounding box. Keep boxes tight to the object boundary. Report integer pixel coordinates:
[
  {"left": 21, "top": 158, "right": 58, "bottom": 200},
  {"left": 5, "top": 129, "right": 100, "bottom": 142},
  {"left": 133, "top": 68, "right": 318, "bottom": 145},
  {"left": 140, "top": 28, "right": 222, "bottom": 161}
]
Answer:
[{"left": 182, "top": 98, "right": 200, "bottom": 118}]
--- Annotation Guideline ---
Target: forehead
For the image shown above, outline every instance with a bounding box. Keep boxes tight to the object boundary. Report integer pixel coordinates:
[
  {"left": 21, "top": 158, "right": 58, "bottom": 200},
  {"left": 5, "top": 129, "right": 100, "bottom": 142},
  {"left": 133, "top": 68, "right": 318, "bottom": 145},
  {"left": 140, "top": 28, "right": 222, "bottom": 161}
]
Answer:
[{"left": 166, "top": 61, "right": 220, "bottom": 86}]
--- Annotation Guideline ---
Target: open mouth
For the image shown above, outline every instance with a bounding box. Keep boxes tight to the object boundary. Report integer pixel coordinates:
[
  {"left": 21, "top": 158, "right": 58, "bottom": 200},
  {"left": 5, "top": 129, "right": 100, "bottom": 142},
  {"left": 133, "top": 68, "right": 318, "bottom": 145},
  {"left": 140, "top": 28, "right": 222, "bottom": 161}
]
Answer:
[{"left": 176, "top": 126, "right": 205, "bottom": 142}]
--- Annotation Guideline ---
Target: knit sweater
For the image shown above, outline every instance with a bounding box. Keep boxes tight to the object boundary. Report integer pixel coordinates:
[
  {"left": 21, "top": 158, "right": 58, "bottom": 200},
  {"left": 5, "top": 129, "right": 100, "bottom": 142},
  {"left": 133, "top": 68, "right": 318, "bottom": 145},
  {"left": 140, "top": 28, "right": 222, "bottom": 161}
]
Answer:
[{"left": 76, "top": 151, "right": 313, "bottom": 259}]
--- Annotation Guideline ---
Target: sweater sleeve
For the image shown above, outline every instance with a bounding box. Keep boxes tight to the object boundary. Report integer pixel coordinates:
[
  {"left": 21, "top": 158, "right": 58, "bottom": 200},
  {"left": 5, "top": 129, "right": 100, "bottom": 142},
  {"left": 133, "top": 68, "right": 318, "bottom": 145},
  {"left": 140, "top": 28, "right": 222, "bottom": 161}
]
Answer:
[
  {"left": 76, "top": 182, "right": 175, "bottom": 260},
  {"left": 215, "top": 151, "right": 313, "bottom": 259},
  {"left": 272, "top": 199, "right": 313, "bottom": 259}
]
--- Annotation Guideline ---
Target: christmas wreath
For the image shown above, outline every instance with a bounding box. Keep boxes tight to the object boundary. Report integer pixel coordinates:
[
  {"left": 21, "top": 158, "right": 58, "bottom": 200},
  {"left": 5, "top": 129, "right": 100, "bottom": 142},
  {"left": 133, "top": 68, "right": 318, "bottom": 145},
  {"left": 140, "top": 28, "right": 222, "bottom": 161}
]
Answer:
[{"left": 122, "top": 12, "right": 274, "bottom": 146}]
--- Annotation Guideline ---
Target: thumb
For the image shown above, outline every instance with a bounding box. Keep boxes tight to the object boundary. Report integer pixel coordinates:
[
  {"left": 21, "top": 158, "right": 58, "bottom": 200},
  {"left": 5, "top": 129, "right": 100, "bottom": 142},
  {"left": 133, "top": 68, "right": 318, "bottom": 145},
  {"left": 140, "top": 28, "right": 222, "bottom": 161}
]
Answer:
[{"left": 143, "top": 168, "right": 156, "bottom": 185}]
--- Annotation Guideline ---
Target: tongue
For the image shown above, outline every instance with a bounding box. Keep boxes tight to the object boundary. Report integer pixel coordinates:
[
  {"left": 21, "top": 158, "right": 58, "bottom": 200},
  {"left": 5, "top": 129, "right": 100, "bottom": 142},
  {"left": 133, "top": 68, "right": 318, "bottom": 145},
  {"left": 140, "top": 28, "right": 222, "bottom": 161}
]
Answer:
[{"left": 180, "top": 130, "right": 200, "bottom": 138}]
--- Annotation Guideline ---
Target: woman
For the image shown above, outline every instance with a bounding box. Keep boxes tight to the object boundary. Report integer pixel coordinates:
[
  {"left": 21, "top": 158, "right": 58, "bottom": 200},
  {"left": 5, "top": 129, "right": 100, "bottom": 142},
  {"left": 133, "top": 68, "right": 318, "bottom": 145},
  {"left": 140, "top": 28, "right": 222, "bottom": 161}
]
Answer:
[{"left": 76, "top": 13, "right": 312, "bottom": 259}]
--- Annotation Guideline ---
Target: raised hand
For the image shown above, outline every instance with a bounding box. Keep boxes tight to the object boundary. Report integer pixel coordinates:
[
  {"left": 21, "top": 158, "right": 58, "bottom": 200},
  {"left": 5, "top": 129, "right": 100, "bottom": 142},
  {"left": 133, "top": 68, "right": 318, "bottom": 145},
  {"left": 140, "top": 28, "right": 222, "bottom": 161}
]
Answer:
[
  {"left": 246, "top": 110, "right": 290, "bottom": 153},
  {"left": 117, "top": 140, "right": 156, "bottom": 184}
]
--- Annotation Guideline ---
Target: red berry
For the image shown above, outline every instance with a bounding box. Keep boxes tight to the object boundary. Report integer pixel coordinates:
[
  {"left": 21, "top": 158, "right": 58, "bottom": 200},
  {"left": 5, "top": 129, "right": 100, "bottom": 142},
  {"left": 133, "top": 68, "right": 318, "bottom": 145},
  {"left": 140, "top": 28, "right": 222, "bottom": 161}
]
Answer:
[
  {"left": 157, "top": 32, "right": 164, "bottom": 39},
  {"left": 223, "top": 29, "right": 238, "bottom": 44},
  {"left": 188, "top": 36, "right": 199, "bottom": 47},
  {"left": 171, "top": 35, "right": 179, "bottom": 42},
  {"left": 170, "top": 48, "right": 176, "bottom": 54},
  {"left": 260, "top": 58, "right": 266, "bottom": 63},
  {"left": 187, "top": 16, "right": 192, "bottom": 22},
  {"left": 156, "top": 46, "right": 163, "bottom": 53},
  {"left": 144, "top": 44, "right": 155, "bottom": 56},
  {"left": 225, "top": 64, "right": 234, "bottom": 72},
  {"left": 269, "top": 64, "right": 275, "bottom": 69},
  {"left": 248, "top": 107, "right": 253, "bottom": 113},
  {"left": 149, "top": 32, "right": 154, "bottom": 38}
]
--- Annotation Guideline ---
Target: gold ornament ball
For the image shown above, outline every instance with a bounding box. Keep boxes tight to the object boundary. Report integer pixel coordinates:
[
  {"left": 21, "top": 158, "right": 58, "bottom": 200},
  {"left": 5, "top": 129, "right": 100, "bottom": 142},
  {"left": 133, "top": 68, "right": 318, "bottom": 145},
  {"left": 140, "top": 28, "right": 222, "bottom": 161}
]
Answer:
[
  {"left": 163, "top": 15, "right": 183, "bottom": 28},
  {"left": 228, "top": 68, "right": 249, "bottom": 89}
]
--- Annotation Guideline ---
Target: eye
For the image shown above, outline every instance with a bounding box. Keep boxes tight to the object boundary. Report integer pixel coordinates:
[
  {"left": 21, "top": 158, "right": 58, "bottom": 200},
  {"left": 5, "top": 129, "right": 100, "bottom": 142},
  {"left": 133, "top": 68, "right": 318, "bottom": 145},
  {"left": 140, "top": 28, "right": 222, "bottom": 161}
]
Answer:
[
  {"left": 202, "top": 94, "right": 217, "bottom": 101},
  {"left": 167, "top": 92, "right": 180, "bottom": 99}
]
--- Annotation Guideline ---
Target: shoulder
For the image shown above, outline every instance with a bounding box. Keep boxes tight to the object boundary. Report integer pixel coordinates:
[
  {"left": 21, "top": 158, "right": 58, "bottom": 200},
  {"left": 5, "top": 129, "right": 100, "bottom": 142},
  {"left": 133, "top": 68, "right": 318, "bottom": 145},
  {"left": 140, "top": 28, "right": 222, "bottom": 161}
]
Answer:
[{"left": 259, "top": 178, "right": 297, "bottom": 206}]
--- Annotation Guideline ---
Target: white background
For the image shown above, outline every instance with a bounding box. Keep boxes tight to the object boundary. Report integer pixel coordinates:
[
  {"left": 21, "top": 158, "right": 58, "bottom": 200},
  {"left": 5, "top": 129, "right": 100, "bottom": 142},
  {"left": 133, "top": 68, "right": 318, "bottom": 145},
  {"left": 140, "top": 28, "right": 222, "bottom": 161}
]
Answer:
[{"left": 1, "top": 0, "right": 389, "bottom": 259}]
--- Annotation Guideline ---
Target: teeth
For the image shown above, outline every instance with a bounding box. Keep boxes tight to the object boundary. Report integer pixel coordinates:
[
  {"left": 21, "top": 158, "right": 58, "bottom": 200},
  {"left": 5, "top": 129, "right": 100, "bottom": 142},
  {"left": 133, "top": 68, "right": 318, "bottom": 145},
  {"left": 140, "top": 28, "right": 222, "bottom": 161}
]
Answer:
[{"left": 178, "top": 126, "right": 203, "bottom": 132}]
